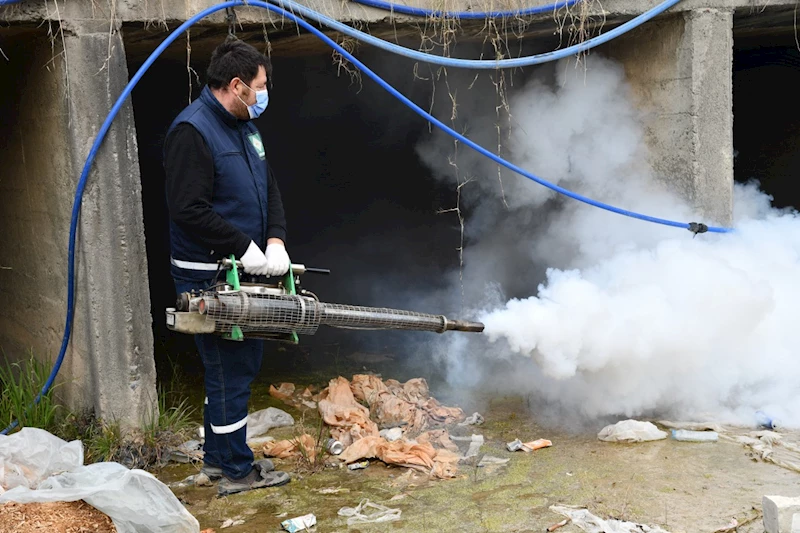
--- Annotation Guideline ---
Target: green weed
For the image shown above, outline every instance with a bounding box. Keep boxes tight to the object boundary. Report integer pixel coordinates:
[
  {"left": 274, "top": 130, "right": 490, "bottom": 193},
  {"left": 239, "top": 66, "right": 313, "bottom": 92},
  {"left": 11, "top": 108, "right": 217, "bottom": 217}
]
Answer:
[{"left": 0, "top": 351, "right": 62, "bottom": 433}]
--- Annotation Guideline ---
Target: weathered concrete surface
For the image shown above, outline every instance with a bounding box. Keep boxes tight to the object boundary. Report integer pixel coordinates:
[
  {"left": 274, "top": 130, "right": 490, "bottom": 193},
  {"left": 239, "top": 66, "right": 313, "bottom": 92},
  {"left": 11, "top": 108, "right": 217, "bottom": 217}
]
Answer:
[
  {"left": 160, "top": 390, "right": 800, "bottom": 532},
  {"left": 0, "top": 32, "right": 75, "bottom": 368},
  {"left": 763, "top": 495, "right": 800, "bottom": 533},
  {"left": 0, "top": 22, "right": 156, "bottom": 425},
  {"left": 59, "top": 20, "right": 158, "bottom": 426},
  {"left": 603, "top": 8, "right": 734, "bottom": 225}
]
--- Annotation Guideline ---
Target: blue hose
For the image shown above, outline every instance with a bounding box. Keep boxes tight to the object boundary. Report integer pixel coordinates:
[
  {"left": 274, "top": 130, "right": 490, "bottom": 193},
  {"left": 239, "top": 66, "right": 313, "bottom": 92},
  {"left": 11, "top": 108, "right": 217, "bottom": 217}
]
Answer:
[
  {"left": 0, "top": 0, "right": 22, "bottom": 5},
  {"left": 348, "top": 0, "right": 581, "bottom": 19},
  {"left": 274, "top": 0, "right": 683, "bottom": 69},
  {"left": 0, "top": 0, "right": 729, "bottom": 435}
]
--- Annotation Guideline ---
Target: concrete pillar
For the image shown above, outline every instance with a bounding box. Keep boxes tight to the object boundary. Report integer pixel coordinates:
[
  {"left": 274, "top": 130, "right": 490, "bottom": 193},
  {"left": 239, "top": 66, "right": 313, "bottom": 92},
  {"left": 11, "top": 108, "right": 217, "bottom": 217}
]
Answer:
[
  {"left": 604, "top": 8, "right": 734, "bottom": 226},
  {"left": 59, "top": 20, "right": 157, "bottom": 426}
]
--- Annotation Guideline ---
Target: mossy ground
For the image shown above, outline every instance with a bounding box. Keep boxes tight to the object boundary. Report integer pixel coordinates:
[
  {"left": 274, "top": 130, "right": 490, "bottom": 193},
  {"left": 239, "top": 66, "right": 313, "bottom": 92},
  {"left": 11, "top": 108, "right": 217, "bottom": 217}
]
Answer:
[{"left": 158, "top": 346, "right": 800, "bottom": 532}]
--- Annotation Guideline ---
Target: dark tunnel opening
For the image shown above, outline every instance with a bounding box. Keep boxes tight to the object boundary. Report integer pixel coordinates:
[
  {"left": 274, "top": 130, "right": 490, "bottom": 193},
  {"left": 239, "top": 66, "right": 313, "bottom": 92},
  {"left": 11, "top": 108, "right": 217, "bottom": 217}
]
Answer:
[
  {"left": 128, "top": 41, "right": 479, "bottom": 389},
  {"left": 733, "top": 35, "right": 800, "bottom": 209}
]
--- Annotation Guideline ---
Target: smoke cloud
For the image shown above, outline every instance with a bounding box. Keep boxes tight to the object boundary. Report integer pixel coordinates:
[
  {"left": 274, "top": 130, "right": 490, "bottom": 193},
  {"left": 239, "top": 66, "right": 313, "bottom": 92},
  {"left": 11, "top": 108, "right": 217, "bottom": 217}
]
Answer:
[{"left": 414, "top": 55, "right": 800, "bottom": 428}]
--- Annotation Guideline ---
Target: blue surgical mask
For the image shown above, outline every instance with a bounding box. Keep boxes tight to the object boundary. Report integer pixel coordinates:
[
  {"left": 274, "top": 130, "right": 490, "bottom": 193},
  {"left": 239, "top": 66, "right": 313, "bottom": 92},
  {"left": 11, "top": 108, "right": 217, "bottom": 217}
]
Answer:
[{"left": 237, "top": 80, "right": 269, "bottom": 119}]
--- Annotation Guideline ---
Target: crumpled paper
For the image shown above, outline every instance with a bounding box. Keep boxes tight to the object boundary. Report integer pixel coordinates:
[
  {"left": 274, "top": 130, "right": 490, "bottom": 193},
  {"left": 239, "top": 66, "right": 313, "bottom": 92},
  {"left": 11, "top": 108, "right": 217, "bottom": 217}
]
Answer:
[
  {"left": 263, "top": 434, "right": 318, "bottom": 462},
  {"left": 338, "top": 435, "right": 461, "bottom": 478},
  {"left": 318, "top": 377, "right": 380, "bottom": 447}
]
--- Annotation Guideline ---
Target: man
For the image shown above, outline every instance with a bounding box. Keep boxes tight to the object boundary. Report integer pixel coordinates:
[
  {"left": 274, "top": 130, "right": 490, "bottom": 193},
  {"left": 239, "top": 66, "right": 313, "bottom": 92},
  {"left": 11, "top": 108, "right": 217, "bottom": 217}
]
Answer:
[{"left": 163, "top": 38, "right": 291, "bottom": 496}]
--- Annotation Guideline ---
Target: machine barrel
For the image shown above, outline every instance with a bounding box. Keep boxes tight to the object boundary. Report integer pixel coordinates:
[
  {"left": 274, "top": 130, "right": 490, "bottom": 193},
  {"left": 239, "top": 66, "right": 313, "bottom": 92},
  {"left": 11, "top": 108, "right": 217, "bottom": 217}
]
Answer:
[
  {"left": 318, "top": 302, "right": 484, "bottom": 333},
  {"left": 197, "top": 292, "right": 484, "bottom": 335}
]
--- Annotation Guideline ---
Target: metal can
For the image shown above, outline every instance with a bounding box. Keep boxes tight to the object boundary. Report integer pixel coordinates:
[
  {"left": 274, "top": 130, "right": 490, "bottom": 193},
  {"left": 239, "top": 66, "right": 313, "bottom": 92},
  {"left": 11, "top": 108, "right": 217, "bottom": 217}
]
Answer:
[{"left": 327, "top": 437, "right": 344, "bottom": 455}]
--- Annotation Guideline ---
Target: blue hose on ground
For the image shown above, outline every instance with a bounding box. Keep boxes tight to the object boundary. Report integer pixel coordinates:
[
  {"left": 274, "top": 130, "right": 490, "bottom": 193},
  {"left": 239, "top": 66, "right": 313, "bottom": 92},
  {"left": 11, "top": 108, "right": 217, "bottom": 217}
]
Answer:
[
  {"left": 347, "top": 0, "right": 581, "bottom": 19},
  {"left": 273, "top": 0, "right": 683, "bottom": 69},
  {"left": 0, "top": 0, "right": 22, "bottom": 5},
  {"left": 0, "top": 0, "right": 729, "bottom": 435}
]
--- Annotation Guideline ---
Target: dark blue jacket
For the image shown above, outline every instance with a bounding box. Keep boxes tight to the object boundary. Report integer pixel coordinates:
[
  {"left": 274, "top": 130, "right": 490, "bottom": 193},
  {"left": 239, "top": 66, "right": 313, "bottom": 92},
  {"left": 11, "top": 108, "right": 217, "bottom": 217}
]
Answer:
[{"left": 165, "top": 86, "right": 270, "bottom": 281}]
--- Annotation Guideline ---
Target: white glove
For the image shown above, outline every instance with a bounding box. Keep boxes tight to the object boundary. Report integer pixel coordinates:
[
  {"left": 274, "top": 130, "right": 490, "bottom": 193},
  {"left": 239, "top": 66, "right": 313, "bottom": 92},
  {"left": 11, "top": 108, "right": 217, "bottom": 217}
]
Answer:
[
  {"left": 264, "top": 242, "right": 291, "bottom": 277},
  {"left": 240, "top": 241, "right": 270, "bottom": 276}
]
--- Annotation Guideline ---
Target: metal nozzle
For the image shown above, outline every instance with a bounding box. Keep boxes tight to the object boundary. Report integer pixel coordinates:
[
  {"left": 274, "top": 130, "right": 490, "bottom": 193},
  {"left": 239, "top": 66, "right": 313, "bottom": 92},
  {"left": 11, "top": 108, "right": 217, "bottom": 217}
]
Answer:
[{"left": 443, "top": 319, "right": 485, "bottom": 333}]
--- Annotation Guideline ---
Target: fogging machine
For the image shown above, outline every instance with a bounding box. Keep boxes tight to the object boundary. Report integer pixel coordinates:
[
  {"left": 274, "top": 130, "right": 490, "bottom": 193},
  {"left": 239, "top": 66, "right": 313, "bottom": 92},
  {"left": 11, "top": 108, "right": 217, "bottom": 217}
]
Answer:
[{"left": 166, "top": 255, "right": 484, "bottom": 343}]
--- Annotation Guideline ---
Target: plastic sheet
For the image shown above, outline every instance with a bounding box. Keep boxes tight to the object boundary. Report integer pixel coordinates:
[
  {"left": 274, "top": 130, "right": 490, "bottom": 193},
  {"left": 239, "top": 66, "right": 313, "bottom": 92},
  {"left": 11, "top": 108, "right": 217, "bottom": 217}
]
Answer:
[
  {"left": 0, "top": 429, "right": 199, "bottom": 533},
  {"left": 0, "top": 427, "right": 83, "bottom": 491},
  {"left": 246, "top": 407, "right": 295, "bottom": 440},
  {"left": 0, "top": 462, "right": 200, "bottom": 533},
  {"left": 338, "top": 499, "right": 401, "bottom": 525},
  {"left": 550, "top": 505, "right": 670, "bottom": 533},
  {"left": 597, "top": 420, "right": 667, "bottom": 443}
]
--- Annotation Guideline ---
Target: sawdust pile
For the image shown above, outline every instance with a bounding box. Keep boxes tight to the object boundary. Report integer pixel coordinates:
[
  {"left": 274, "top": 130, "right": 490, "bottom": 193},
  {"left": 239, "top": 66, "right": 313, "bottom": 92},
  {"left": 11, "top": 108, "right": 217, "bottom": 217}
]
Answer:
[
  {"left": 0, "top": 501, "right": 115, "bottom": 533},
  {"left": 264, "top": 375, "right": 466, "bottom": 478}
]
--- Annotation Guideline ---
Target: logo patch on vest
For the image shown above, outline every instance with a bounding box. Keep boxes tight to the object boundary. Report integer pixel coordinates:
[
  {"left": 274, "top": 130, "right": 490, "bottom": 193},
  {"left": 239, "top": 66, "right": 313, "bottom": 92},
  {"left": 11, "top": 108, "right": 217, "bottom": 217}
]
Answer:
[{"left": 248, "top": 133, "right": 266, "bottom": 160}]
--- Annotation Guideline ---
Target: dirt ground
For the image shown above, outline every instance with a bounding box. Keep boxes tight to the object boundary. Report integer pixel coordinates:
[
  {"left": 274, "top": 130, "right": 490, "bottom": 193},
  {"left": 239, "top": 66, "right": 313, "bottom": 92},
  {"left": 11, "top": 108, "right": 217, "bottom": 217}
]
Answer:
[
  {"left": 161, "top": 393, "right": 800, "bottom": 533},
  {"left": 0, "top": 501, "right": 115, "bottom": 533}
]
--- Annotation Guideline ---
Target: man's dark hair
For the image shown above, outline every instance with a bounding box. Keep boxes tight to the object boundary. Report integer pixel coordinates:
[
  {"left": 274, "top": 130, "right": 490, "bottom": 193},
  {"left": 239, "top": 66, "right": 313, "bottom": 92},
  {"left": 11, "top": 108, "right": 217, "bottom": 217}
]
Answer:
[{"left": 206, "top": 38, "right": 272, "bottom": 90}]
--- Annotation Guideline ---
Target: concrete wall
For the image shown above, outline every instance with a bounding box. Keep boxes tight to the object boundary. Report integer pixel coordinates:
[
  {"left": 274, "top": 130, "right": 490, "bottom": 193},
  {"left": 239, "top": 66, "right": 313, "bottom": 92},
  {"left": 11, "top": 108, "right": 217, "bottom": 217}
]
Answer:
[
  {"left": 604, "top": 8, "right": 734, "bottom": 225},
  {"left": 0, "top": 32, "right": 75, "bottom": 369},
  {"left": 0, "top": 22, "right": 157, "bottom": 426}
]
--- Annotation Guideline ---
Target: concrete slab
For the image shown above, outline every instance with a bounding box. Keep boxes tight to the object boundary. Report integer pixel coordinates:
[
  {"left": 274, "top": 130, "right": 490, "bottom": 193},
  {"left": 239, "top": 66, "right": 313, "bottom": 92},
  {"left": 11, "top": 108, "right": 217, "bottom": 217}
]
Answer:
[{"left": 764, "top": 496, "right": 800, "bottom": 533}]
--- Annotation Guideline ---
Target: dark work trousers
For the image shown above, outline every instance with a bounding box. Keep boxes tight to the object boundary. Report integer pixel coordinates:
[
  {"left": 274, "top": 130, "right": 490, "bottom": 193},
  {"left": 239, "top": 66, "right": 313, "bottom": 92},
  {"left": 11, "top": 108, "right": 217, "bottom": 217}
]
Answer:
[{"left": 174, "top": 278, "right": 264, "bottom": 480}]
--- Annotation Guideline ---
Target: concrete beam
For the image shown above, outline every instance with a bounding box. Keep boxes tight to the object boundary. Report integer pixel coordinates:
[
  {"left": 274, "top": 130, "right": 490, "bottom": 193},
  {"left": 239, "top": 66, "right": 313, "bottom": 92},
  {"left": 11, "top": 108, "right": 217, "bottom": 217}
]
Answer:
[
  {"left": 603, "top": 8, "right": 734, "bottom": 225},
  {"left": 59, "top": 19, "right": 157, "bottom": 426},
  {"left": 2, "top": 0, "right": 797, "bottom": 24}
]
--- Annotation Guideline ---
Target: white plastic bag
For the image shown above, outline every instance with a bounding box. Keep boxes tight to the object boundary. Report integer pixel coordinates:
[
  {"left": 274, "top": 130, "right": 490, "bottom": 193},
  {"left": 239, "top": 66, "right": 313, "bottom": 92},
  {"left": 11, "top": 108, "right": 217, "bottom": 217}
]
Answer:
[
  {"left": 0, "top": 427, "right": 83, "bottom": 490},
  {"left": 246, "top": 407, "right": 295, "bottom": 440},
  {"left": 597, "top": 420, "right": 667, "bottom": 443},
  {"left": 0, "top": 461, "right": 199, "bottom": 533},
  {"left": 550, "top": 505, "right": 670, "bottom": 533},
  {"left": 338, "top": 499, "right": 401, "bottom": 525}
]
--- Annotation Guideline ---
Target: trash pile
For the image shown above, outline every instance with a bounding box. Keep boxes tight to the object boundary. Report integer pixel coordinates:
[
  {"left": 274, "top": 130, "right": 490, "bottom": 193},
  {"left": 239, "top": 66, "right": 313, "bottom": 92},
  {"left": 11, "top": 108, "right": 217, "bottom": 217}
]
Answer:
[
  {"left": 0, "top": 427, "right": 200, "bottom": 533},
  {"left": 264, "top": 374, "right": 499, "bottom": 478}
]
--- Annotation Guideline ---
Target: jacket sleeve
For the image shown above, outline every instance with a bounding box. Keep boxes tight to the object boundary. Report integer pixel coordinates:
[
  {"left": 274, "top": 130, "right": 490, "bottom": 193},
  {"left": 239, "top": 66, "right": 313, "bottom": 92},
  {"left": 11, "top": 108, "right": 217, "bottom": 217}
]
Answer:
[
  {"left": 266, "top": 166, "right": 288, "bottom": 243},
  {"left": 164, "top": 123, "right": 252, "bottom": 258}
]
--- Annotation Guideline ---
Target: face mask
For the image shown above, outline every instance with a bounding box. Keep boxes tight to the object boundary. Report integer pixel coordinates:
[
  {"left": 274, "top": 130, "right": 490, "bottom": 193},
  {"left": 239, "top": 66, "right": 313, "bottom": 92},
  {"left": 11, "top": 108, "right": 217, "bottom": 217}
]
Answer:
[{"left": 236, "top": 80, "right": 269, "bottom": 119}]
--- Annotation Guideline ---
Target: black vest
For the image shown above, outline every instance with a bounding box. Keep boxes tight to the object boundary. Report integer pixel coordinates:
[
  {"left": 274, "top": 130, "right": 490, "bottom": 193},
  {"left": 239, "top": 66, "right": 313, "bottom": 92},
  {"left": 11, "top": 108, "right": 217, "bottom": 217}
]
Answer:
[{"left": 165, "top": 86, "right": 270, "bottom": 281}]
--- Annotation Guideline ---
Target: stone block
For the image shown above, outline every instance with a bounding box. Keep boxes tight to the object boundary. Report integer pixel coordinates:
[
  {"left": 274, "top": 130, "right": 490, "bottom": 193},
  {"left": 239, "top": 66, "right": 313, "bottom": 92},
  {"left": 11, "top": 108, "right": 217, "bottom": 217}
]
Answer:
[{"left": 763, "top": 495, "right": 800, "bottom": 533}]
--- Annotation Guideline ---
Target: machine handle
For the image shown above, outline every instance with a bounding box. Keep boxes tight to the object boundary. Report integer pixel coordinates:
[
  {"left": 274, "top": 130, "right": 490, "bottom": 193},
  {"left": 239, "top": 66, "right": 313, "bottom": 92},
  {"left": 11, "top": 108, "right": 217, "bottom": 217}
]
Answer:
[{"left": 219, "top": 258, "right": 329, "bottom": 276}]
